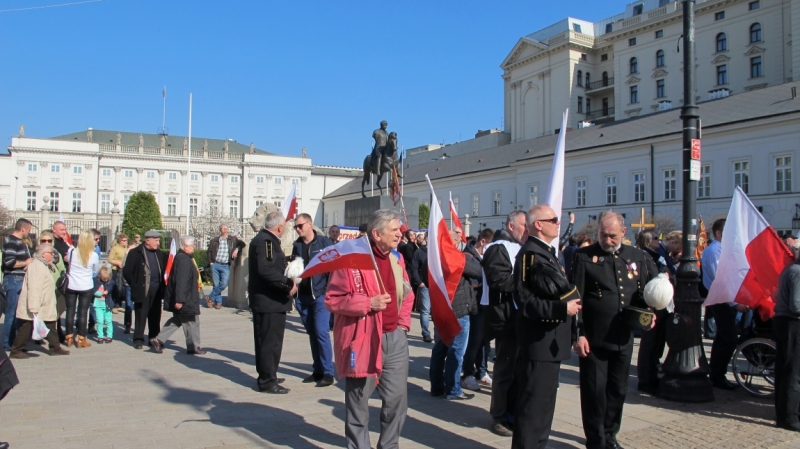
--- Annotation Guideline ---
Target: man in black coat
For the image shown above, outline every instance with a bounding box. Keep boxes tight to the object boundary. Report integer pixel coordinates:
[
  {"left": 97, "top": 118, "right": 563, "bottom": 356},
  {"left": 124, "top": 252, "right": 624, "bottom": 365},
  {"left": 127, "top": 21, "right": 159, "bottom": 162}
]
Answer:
[
  {"left": 152, "top": 235, "right": 203, "bottom": 355},
  {"left": 635, "top": 230, "right": 669, "bottom": 395},
  {"left": 123, "top": 230, "right": 167, "bottom": 350},
  {"left": 571, "top": 212, "right": 657, "bottom": 449},
  {"left": 410, "top": 242, "right": 431, "bottom": 342},
  {"left": 248, "top": 211, "right": 297, "bottom": 394},
  {"left": 512, "top": 205, "right": 582, "bottom": 449}
]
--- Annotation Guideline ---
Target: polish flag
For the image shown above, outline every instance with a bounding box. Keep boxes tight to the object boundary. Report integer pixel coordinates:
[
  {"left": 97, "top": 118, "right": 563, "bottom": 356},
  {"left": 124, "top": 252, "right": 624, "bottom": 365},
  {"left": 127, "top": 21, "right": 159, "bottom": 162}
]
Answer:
[
  {"left": 704, "top": 187, "right": 795, "bottom": 320},
  {"left": 164, "top": 237, "right": 177, "bottom": 284},
  {"left": 281, "top": 182, "right": 298, "bottom": 221},
  {"left": 58, "top": 212, "right": 74, "bottom": 246},
  {"left": 399, "top": 199, "right": 409, "bottom": 234},
  {"left": 449, "top": 192, "right": 466, "bottom": 243},
  {"left": 545, "top": 109, "right": 568, "bottom": 253},
  {"left": 426, "top": 176, "right": 465, "bottom": 345},
  {"left": 300, "top": 236, "right": 375, "bottom": 278}
]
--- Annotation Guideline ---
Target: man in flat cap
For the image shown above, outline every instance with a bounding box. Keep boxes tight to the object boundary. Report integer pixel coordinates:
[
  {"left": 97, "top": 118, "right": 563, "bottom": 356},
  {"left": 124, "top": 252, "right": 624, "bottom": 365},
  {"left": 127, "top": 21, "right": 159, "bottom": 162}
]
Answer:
[{"left": 123, "top": 230, "right": 167, "bottom": 349}]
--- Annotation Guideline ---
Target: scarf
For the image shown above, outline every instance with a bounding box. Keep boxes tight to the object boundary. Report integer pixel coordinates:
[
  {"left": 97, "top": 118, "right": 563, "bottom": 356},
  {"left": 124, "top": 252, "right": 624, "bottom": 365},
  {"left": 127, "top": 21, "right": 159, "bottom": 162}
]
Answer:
[{"left": 34, "top": 254, "right": 56, "bottom": 273}]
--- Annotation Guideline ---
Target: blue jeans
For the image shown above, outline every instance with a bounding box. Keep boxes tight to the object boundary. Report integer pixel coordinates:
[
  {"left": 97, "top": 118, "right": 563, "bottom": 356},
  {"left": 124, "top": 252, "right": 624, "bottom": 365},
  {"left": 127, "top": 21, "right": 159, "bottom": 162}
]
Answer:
[
  {"left": 430, "top": 314, "right": 471, "bottom": 397},
  {"left": 463, "top": 307, "right": 488, "bottom": 379},
  {"left": 295, "top": 294, "right": 335, "bottom": 377},
  {"left": 209, "top": 263, "right": 230, "bottom": 306},
  {"left": 417, "top": 286, "right": 431, "bottom": 339},
  {"left": 124, "top": 285, "right": 133, "bottom": 328},
  {"left": 3, "top": 275, "right": 24, "bottom": 350}
]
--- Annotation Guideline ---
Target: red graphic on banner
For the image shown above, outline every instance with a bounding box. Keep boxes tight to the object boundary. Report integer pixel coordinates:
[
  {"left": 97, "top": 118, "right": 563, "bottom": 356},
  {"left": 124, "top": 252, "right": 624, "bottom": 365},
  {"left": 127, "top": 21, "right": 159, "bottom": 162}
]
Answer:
[{"left": 691, "top": 139, "right": 701, "bottom": 160}]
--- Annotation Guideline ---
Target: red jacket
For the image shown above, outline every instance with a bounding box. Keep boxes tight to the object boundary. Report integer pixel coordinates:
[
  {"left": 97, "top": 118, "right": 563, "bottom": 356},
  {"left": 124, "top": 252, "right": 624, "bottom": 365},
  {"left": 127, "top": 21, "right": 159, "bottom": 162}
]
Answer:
[{"left": 325, "top": 251, "right": 414, "bottom": 380}]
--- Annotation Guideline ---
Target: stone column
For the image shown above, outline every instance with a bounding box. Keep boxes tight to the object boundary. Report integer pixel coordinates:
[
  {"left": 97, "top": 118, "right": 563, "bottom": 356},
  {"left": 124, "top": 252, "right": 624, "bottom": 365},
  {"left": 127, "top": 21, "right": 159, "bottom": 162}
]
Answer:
[
  {"left": 463, "top": 214, "right": 471, "bottom": 238},
  {"left": 110, "top": 199, "right": 120, "bottom": 235},
  {"left": 41, "top": 196, "right": 51, "bottom": 230}
]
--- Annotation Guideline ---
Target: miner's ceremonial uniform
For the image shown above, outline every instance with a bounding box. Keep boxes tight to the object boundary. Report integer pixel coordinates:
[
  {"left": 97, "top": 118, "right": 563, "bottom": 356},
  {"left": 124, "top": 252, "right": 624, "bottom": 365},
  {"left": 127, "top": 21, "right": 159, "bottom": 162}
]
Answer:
[
  {"left": 248, "top": 228, "right": 295, "bottom": 391},
  {"left": 512, "top": 236, "right": 579, "bottom": 449},
  {"left": 571, "top": 243, "right": 656, "bottom": 449}
]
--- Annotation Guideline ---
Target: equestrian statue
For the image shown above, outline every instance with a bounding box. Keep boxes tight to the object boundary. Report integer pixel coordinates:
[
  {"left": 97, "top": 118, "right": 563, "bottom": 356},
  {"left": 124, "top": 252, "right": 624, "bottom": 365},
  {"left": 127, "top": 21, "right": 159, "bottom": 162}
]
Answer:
[{"left": 362, "top": 120, "right": 400, "bottom": 198}]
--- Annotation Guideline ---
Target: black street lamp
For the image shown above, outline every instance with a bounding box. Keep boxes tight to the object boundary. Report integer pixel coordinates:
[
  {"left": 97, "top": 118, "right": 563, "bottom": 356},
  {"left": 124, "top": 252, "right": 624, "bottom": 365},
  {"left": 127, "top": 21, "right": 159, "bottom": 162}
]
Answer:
[{"left": 657, "top": 0, "right": 714, "bottom": 403}]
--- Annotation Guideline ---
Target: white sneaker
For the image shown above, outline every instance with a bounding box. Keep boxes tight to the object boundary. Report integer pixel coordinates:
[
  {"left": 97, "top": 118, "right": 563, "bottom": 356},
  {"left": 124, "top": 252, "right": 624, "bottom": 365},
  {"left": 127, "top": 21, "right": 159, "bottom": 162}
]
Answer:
[
  {"left": 479, "top": 374, "right": 493, "bottom": 387},
  {"left": 461, "top": 376, "right": 481, "bottom": 391}
]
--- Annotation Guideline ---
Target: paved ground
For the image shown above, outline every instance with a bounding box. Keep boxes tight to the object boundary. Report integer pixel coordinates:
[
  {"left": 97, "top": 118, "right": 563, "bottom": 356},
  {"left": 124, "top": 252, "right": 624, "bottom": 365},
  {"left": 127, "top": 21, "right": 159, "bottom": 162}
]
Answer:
[{"left": 1, "top": 295, "right": 799, "bottom": 449}]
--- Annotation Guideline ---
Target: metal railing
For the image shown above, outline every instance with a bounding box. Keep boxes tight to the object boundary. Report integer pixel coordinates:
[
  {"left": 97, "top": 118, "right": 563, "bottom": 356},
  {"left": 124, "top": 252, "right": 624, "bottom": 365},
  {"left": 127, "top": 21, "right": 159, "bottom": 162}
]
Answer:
[
  {"left": 585, "top": 107, "right": 615, "bottom": 120},
  {"left": 586, "top": 77, "right": 614, "bottom": 91}
]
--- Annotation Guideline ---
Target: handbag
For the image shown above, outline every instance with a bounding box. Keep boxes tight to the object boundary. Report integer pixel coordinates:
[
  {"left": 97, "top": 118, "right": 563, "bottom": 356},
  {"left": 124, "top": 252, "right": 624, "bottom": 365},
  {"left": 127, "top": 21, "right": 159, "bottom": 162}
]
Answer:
[{"left": 56, "top": 249, "right": 73, "bottom": 295}]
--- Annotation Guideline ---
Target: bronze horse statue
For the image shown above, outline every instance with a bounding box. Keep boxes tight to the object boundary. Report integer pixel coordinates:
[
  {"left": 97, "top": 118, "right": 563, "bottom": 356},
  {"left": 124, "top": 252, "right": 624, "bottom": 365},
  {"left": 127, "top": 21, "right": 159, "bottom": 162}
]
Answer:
[{"left": 362, "top": 132, "right": 399, "bottom": 198}]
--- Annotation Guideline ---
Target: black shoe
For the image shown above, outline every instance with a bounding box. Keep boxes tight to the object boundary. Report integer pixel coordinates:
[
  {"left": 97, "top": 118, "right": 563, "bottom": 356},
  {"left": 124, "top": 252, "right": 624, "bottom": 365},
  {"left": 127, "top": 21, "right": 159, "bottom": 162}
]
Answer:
[
  {"left": 0, "top": 441, "right": 9, "bottom": 449},
  {"left": 637, "top": 383, "right": 658, "bottom": 395},
  {"left": 133, "top": 342, "right": 143, "bottom": 350},
  {"left": 150, "top": 338, "right": 163, "bottom": 354},
  {"left": 431, "top": 390, "right": 445, "bottom": 397},
  {"left": 187, "top": 348, "right": 207, "bottom": 355},
  {"left": 777, "top": 421, "right": 800, "bottom": 432},
  {"left": 606, "top": 439, "right": 625, "bottom": 449},
  {"left": 318, "top": 374, "right": 335, "bottom": 387},
  {"left": 302, "top": 374, "right": 321, "bottom": 383},
  {"left": 490, "top": 420, "right": 513, "bottom": 437},
  {"left": 422, "top": 336, "right": 433, "bottom": 343},
  {"left": 711, "top": 378, "right": 739, "bottom": 391},
  {"left": 96, "top": 339, "right": 105, "bottom": 344},
  {"left": 124, "top": 326, "right": 131, "bottom": 334},
  {"left": 260, "top": 384, "right": 290, "bottom": 394},
  {"left": 277, "top": 378, "right": 285, "bottom": 384}
]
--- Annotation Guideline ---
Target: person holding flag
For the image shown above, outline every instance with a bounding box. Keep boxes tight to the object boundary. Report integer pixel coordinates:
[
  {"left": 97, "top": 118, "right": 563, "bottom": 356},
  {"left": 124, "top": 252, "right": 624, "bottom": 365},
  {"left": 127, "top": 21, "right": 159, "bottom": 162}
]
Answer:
[{"left": 325, "top": 209, "right": 415, "bottom": 449}]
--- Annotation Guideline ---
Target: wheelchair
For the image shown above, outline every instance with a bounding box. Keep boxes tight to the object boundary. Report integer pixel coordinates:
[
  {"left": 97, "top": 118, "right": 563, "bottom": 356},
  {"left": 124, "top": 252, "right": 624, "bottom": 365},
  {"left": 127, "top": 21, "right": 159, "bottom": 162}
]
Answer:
[{"left": 730, "top": 313, "right": 776, "bottom": 397}]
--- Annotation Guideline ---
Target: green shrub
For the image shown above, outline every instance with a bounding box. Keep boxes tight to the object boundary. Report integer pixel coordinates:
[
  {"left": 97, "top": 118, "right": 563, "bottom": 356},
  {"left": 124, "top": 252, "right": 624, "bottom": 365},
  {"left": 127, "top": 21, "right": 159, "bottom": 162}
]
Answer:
[
  {"left": 122, "top": 192, "right": 163, "bottom": 239},
  {"left": 419, "top": 203, "right": 430, "bottom": 229}
]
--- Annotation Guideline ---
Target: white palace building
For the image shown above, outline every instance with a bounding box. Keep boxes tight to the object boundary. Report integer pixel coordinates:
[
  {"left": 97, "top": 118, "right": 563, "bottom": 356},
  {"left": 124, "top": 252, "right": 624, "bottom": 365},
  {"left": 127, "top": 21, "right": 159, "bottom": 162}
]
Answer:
[{"left": 322, "top": 0, "right": 800, "bottom": 236}]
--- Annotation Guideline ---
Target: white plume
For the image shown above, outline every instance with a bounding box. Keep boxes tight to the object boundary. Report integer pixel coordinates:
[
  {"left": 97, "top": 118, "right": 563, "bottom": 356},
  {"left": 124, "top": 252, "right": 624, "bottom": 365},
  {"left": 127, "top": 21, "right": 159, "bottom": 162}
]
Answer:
[
  {"left": 644, "top": 273, "right": 673, "bottom": 311},
  {"left": 285, "top": 258, "right": 305, "bottom": 284}
]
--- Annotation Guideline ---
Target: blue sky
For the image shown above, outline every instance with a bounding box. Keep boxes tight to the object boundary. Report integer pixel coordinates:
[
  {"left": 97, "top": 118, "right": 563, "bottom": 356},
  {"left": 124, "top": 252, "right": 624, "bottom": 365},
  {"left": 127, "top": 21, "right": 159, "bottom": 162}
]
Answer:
[{"left": 0, "top": 0, "right": 632, "bottom": 167}]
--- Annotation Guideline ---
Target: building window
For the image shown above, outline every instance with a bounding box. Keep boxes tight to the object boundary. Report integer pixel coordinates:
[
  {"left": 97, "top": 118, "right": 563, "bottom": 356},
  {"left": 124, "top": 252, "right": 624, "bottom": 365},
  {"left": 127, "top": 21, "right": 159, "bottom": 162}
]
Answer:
[
  {"left": 229, "top": 200, "right": 239, "bottom": 217},
  {"left": 333, "top": 211, "right": 338, "bottom": 225},
  {"left": 585, "top": 72, "right": 591, "bottom": 87},
  {"left": 189, "top": 198, "right": 198, "bottom": 216},
  {"left": 166, "top": 197, "right": 177, "bottom": 216},
  {"left": 256, "top": 176, "right": 265, "bottom": 183},
  {"left": 577, "top": 96, "right": 584, "bottom": 113},
  {"left": 168, "top": 172, "right": 177, "bottom": 180},
  {"left": 26, "top": 191, "right": 36, "bottom": 211},
  {"left": 190, "top": 173, "right": 199, "bottom": 181},
  {"left": 123, "top": 194, "right": 130, "bottom": 212},
  {"left": 749, "top": 1, "right": 760, "bottom": 10},
  {"left": 751, "top": 56, "right": 763, "bottom": 78},
  {"left": 71, "top": 192, "right": 82, "bottom": 213},
  {"left": 124, "top": 170, "right": 133, "bottom": 178},
  {"left": 210, "top": 175, "right": 219, "bottom": 183},
  {"left": 655, "top": 30, "right": 663, "bottom": 39},
  {"left": 230, "top": 175, "right": 240, "bottom": 183},
  {"left": 577, "top": 70, "right": 583, "bottom": 86},
  {"left": 101, "top": 168, "right": 111, "bottom": 176},
  {"left": 633, "top": 4, "right": 643, "bottom": 15},
  {"left": 273, "top": 200, "right": 282, "bottom": 208},
  {"left": 629, "top": 37, "right": 637, "bottom": 46},
  {"left": 633, "top": 172, "right": 646, "bottom": 203},
  {"left": 472, "top": 194, "right": 479, "bottom": 216},
  {"left": 750, "top": 23, "right": 762, "bottom": 43},
  {"left": 573, "top": 23, "right": 582, "bottom": 33},
  {"left": 146, "top": 171, "right": 155, "bottom": 179},
  {"left": 630, "top": 57, "right": 638, "bottom": 74},
  {"left": 601, "top": 53, "right": 608, "bottom": 61},
  {"left": 586, "top": 98, "right": 592, "bottom": 114},
  {"left": 698, "top": 165, "right": 712, "bottom": 198},
  {"left": 663, "top": 169, "right": 677, "bottom": 200},
  {"left": 27, "top": 163, "right": 37, "bottom": 172},
  {"left": 492, "top": 191, "right": 501, "bottom": 215},
  {"left": 73, "top": 166, "right": 82, "bottom": 175},
  {"left": 715, "top": 11, "right": 725, "bottom": 20},
  {"left": 717, "top": 65, "right": 728, "bottom": 85},
  {"left": 53, "top": 165, "right": 62, "bottom": 174},
  {"left": 630, "top": 85, "right": 639, "bottom": 103},
  {"left": 734, "top": 161, "right": 750, "bottom": 193},
  {"left": 605, "top": 176, "right": 617, "bottom": 205},
  {"left": 576, "top": 179, "right": 586, "bottom": 207},
  {"left": 656, "top": 50, "right": 665, "bottom": 67},
  {"left": 255, "top": 200, "right": 264, "bottom": 209},
  {"left": 274, "top": 177, "right": 282, "bottom": 185},
  {"left": 656, "top": 79, "right": 666, "bottom": 98},
  {"left": 209, "top": 198, "right": 219, "bottom": 215},
  {"left": 581, "top": 53, "right": 587, "bottom": 61},
  {"left": 100, "top": 194, "right": 111, "bottom": 214},
  {"left": 716, "top": 33, "right": 727, "bottom": 52},
  {"left": 528, "top": 184, "right": 539, "bottom": 207},
  {"left": 292, "top": 178, "right": 300, "bottom": 186},
  {"left": 605, "top": 23, "right": 613, "bottom": 33},
  {"left": 776, "top": 156, "right": 792, "bottom": 193},
  {"left": 49, "top": 192, "right": 60, "bottom": 212}
]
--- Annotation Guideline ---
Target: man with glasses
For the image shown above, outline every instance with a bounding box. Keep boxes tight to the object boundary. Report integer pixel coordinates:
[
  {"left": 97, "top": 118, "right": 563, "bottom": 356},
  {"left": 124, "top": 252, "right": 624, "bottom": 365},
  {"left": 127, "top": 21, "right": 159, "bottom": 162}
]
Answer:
[
  {"left": 207, "top": 224, "right": 245, "bottom": 309},
  {"left": 290, "top": 213, "right": 336, "bottom": 386}
]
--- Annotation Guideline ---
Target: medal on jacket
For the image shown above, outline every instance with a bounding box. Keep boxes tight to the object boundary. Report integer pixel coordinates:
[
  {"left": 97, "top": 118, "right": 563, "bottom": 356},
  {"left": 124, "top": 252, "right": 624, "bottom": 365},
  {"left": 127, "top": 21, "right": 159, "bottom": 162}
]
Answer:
[
  {"left": 592, "top": 256, "right": 598, "bottom": 263},
  {"left": 626, "top": 262, "right": 637, "bottom": 279}
]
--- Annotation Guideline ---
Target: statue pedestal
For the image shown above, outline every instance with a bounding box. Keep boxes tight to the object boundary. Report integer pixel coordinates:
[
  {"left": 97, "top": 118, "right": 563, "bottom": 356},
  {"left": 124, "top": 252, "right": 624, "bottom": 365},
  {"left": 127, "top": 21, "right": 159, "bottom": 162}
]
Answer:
[
  {"left": 345, "top": 196, "right": 419, "bottom": 229},
  {"left": 225, "top": 246, "right": 249, "bottom": 310}
]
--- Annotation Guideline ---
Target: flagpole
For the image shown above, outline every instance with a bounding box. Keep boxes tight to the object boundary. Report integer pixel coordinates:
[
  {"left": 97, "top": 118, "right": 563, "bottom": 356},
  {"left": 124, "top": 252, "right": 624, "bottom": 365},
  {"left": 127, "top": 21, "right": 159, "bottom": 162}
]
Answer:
[
  {"left": 401, "top": 146, "right": 404, "bottom": 196},
  {"left": 449, "top": 192, "right": 453, "bottom": 231},
  {"left": 371, "top": 173, "right": 374, "bottom": 197},
  {"left": 363, "top": 235, "right": 387, "bottom": 294},
  {"left": 185, "top": 93, "right": 192, "bottom": 235}
]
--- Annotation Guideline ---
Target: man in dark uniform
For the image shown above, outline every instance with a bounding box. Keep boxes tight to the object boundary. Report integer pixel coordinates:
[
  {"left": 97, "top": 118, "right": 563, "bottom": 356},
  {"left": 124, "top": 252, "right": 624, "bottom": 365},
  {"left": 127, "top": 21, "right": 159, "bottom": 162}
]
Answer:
[
  {"left": 635, "top": 230, "right": 669, "bottom": 395},
  {"left": 248, "top": 211, "right": 297, "bottom": 394},
  {"left": 513, "top": 205, "right": 582, "bottom": 449},
  {"left": 572, "top": 212, "right": 657, "bottom": 449}
]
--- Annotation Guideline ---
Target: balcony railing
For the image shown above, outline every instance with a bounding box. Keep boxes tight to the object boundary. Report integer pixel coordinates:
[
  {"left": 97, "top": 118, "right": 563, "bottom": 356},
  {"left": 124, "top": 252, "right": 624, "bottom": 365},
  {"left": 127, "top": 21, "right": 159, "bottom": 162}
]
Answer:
[
  {"left": 95, "top": 144, "right": 246, "bottom": 161},
  {"left": 585, "top": 107, "right": 615, "bottom": 120},
  {"left": 586, "top": 77, "right": 614, "bottom": 91}
]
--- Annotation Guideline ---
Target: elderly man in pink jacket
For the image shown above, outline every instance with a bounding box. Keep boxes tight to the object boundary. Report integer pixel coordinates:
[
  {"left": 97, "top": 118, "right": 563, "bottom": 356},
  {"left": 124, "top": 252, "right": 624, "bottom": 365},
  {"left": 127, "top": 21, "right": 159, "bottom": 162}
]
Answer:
[{"left": 326, "top": 209, "right": 415, "bottom": 449}]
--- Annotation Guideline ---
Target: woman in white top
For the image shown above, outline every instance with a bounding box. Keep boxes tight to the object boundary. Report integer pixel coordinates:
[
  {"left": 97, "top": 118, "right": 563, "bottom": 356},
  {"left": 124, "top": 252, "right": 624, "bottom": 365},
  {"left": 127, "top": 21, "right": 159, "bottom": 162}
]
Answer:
[{"left": 64, "top": 230, "right": 100, "bottom": 348}]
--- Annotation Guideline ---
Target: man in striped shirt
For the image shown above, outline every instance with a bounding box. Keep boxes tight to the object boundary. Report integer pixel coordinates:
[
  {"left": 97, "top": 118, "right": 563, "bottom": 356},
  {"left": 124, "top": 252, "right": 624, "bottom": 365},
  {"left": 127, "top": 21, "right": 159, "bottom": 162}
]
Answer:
[{"left": 3, "top": 218, "right": 33, "bottom": 350}]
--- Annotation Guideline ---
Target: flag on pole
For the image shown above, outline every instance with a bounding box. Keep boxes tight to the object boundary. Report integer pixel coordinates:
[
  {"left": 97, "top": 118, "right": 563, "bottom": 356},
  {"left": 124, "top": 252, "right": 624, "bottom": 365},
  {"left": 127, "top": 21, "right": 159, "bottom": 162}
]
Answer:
[
  {"left": 545, "top": 109, "right": 569, "bottom": 253},
  {"left": 704, "top": 187, "right": 795, "bottom": 320},
  {"left": 164, "top": 237, "right": 177, "bottom": 284},
  {"left": 281, "top": 182, "right": 298, "bottom": 221},
  {"left": 300, "top": 236, "right": 375, "bottom": 278},
  {"left": 58, "top": 212, "right": 73, "bottom": 246},
  {"left": 399, "top": 198, "right": 410, "bottom": 234},
  {"left": 390, "top": 165, "right": 402, "bottom": 206},
  {"left": 449, "top": 192, "right": 466, "bottom": 243},
  {"left": 426, "top": 175, "right": 466, "bottom": 345},
  {"left": 162, "top": 87, "right": 166, "bottom": 98}
]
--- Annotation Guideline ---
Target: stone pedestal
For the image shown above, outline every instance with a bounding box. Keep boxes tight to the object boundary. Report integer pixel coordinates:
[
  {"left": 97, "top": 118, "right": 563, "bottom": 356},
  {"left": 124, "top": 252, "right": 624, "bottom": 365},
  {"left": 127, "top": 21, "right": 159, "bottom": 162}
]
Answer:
[
  {"left": 226, "top": 247, "right": 249, "bottom": 310},
  {"left": 345, "top": 196, "right": 419, "bottom": 229}
]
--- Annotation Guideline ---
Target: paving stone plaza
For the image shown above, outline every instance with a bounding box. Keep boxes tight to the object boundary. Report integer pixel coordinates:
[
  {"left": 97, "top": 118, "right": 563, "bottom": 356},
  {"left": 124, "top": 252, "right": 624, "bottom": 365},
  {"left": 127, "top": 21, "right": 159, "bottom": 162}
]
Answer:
[{"left": 2, "top": 290, "right": 799, "bottom": 449}]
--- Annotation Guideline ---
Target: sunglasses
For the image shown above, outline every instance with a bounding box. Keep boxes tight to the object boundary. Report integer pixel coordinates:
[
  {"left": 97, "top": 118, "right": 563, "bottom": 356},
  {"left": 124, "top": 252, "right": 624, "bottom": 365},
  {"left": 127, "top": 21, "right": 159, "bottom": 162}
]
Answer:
[
  {"left": 294, "top": 222, "right": 308, "bottom": 230},
  {"left": 40, "top": 239, "right": 53, "bottom": 243},
  {"left": 536, "top": 217, "right": 560, "bottom": 224}
]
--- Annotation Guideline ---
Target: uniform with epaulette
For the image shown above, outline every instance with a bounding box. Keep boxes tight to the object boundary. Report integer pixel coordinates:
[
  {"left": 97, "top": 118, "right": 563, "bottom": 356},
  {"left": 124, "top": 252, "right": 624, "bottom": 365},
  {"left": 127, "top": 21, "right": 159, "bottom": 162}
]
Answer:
[
  {"left": 512, "top": 236, "right": 580, "bottom": 449},
  {"left": 248, "top": 227, "right": 295, "bottom": 392},
  {"left": 571, "top": 242, "right": 656, "bottom": 449}
]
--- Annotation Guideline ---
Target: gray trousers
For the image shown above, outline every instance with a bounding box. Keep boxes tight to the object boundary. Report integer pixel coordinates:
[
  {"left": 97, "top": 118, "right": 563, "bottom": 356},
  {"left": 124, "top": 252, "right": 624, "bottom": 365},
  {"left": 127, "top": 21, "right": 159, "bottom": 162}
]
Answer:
[
  {"left": 157, "top": 312, "right": 200, "bottom": 352},
  {"left": 345, "top": 328, "right": 408, "bottom": 449}
]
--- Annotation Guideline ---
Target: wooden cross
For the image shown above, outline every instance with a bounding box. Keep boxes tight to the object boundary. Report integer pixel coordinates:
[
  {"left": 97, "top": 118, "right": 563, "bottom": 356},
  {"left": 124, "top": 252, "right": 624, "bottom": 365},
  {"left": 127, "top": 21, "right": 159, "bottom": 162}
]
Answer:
[{"left": 631, "top": 207, "right": 655, "bottom": 232}]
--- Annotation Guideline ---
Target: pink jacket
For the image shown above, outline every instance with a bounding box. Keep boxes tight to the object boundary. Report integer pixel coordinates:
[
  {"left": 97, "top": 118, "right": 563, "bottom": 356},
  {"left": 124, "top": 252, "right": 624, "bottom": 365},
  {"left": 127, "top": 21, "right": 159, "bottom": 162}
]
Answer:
[{"left": 325, "top": 252, "right": 415, "bottom": 380}]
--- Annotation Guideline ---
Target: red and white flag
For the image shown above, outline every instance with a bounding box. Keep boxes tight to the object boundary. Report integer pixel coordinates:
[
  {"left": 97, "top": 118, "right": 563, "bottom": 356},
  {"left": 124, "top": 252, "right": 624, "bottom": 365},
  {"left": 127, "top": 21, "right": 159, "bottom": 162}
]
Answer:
[
  {"left": 58, "top": 212, "right": 73, "bottom": 246},
  {"left": 426, "top": 176, "right": 466, "bottom": 345},
  {"left": 449, "top": 192, "right": 465, "bottom": 243},
  {"left": 281, "top": 182, "right": 298, "bottom": 221},
  {"left": 300, "top": 236, "right": 375, "bottom": 278},
  {"left": 164, "top": 237, "right": 177, "bottom": 284},
  {"left": 399, "top": 198, "right": 410, "bottom": 234},
  {"left": 704, "top": 187, "right": 795, "bottom": 320}
]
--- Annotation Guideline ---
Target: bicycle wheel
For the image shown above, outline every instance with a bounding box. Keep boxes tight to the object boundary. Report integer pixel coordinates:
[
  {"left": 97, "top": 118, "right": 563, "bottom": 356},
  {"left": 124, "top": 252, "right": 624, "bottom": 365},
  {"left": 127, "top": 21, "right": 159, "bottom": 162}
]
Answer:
[{"left": 731, "top": 338, "right": 776, "bottom": 398}]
